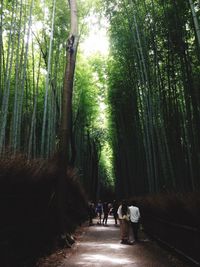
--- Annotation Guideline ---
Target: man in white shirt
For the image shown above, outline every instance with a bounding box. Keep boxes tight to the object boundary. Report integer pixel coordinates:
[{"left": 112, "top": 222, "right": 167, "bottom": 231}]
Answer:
[{"left": 129, "top": 202, "right": 140, "bottom": 242}]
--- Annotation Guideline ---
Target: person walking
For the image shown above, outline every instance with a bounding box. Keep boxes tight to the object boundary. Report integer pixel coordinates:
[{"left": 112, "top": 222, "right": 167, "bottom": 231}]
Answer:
[
  {"left": 112, "top": 200, "right": 118, "bottom": 225},
  {"left": 117, "top": 200, "right": 130, "bottom": 244},
  {"left": 102, "top": 202, "right": 109, "bottom": 225},
  {"left": 96, "top": 200, "right": 103, "bottom": 225},
  {"left": 88, "top": 201, "right": 95, "bottom": 226},
  {"left": 129, "top": 201, "right": 141, "bottom": 242}
]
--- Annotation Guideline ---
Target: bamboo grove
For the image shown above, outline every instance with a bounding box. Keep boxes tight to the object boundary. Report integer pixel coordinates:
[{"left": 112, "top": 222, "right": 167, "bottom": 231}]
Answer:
[
  {"left": 105, "top": 0, "right": 200, "bottom": 197},
  {"left": 0, "top": 0, "right": 69, "bottom": 158},
  {"left": 0, "top": 0, "right": 200, "bottom": 200},
  {"left": 0, "top": 0, "right": 114, "bottom": 199}
]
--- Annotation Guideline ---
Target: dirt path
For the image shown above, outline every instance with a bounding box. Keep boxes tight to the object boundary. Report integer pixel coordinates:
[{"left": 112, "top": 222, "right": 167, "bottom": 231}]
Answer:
[{"left": 59, "top": 216, "right": 192, "bottom": 267}]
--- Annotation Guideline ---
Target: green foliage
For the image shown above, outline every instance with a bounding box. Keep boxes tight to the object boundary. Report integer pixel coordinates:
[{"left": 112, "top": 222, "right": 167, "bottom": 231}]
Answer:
[
  {"left": 0, "top": 0, "right": 71, "bottom": 156},
  {"left": 72, "top": 53, "right": 114, "bottom": 198},
  {"left": 104, "top": 0, "right": 200, "bottom": 197},
  {"left": 1, "top": 0, "right": 199, "bottom": 201}
]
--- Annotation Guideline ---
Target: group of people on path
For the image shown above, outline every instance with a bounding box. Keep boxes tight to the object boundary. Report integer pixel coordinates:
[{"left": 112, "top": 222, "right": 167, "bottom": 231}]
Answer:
[
  {"left": 88, "top": 199, "right": 141, "bottom": 244},
  {"left": 117, "top": 199, "right": 140, "bottom": 244},
  {"left": 89, "top": 200, "right": 113, "bottom": 226}
]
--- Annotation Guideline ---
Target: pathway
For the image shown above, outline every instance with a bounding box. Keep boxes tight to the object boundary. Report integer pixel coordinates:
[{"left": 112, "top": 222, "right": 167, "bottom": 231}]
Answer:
[{"left": 59, "top": 216, "right": 192, "bottom": 267}]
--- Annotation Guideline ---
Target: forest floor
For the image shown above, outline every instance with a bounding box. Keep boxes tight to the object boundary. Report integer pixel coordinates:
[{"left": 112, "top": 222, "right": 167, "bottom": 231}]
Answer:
[{"left": 36, "top": 216, "right": 195, "bottom": 267}]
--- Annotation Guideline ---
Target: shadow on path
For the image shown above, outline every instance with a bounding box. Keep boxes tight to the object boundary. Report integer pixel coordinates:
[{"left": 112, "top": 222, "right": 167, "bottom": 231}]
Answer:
[{"left": 60, "top": 216, "right": 193, "bottom": 267}]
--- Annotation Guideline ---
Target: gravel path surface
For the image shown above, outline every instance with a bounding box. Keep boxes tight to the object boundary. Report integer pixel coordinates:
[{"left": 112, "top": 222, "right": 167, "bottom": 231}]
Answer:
[{"left": 59, "top": 216, "right": 193, "bottom": 267}]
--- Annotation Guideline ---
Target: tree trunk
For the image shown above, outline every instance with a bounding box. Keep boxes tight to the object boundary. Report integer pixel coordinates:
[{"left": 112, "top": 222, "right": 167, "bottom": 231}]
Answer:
[
  {"left": 0, "top": 0, "right": 17, "bottom": 153},
  {"left": 41, "top": 0, "right": 56, "bottom": 157},
  {"left": 55, "top": 0, "right": 78, "bottom": 237},
  {"left": 16, "top": 0, "right": 34, "bottom": 152},
  {"left": 189, "top": 0, "right": 200, "bottom": 49},
  {"left": 59, "top": 0, "right": 78, "bottom": 168},
  {"left": 28, "top": 51, "right": 41, "bottom": 159},
  {"left": 0, "top": 0, "right": 4, "bottom": 101}
]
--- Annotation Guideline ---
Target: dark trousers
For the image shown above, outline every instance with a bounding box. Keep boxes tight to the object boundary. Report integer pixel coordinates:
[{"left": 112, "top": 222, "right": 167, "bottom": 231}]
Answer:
[
  {"left": 131, "top": 222, "right": 139, "bottom": 241},
  {"left": 113, "top": 212, "right": 118, "bottom": 224},
  {"left": 103, "top": 213, "right": 108, "bottom": 224}
]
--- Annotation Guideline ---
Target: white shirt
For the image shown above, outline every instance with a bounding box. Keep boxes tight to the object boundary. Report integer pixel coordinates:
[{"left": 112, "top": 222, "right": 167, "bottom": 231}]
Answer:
[
  {"left": 117, "top": 205, "right": 123, "bottom": 219},
  {"left": 129, "top": 206, "right": 140, "bottom": 223},
  {"left": 117, "top": 205, "right": 130, "bottom": 220}
]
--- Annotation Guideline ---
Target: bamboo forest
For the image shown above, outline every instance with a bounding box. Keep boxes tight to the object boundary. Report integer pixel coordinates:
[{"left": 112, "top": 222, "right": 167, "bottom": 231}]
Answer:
[{"left": 0, "top": 0, "right": 200, "bottom": 266}]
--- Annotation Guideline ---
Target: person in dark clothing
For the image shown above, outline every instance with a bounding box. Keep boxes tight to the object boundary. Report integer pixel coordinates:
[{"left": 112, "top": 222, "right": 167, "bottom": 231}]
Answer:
[
  {"left": 96, "top": 200, "right": 103, "bottom": 224},
  {"left": 88, "top": 201, "right": 95, "bottom": 226},
  {"left": 112, "top": 200, "right": 118, "bottom": 225},
  {"left": 102, "top": 202, "right": 109, "bottom": 225}
]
